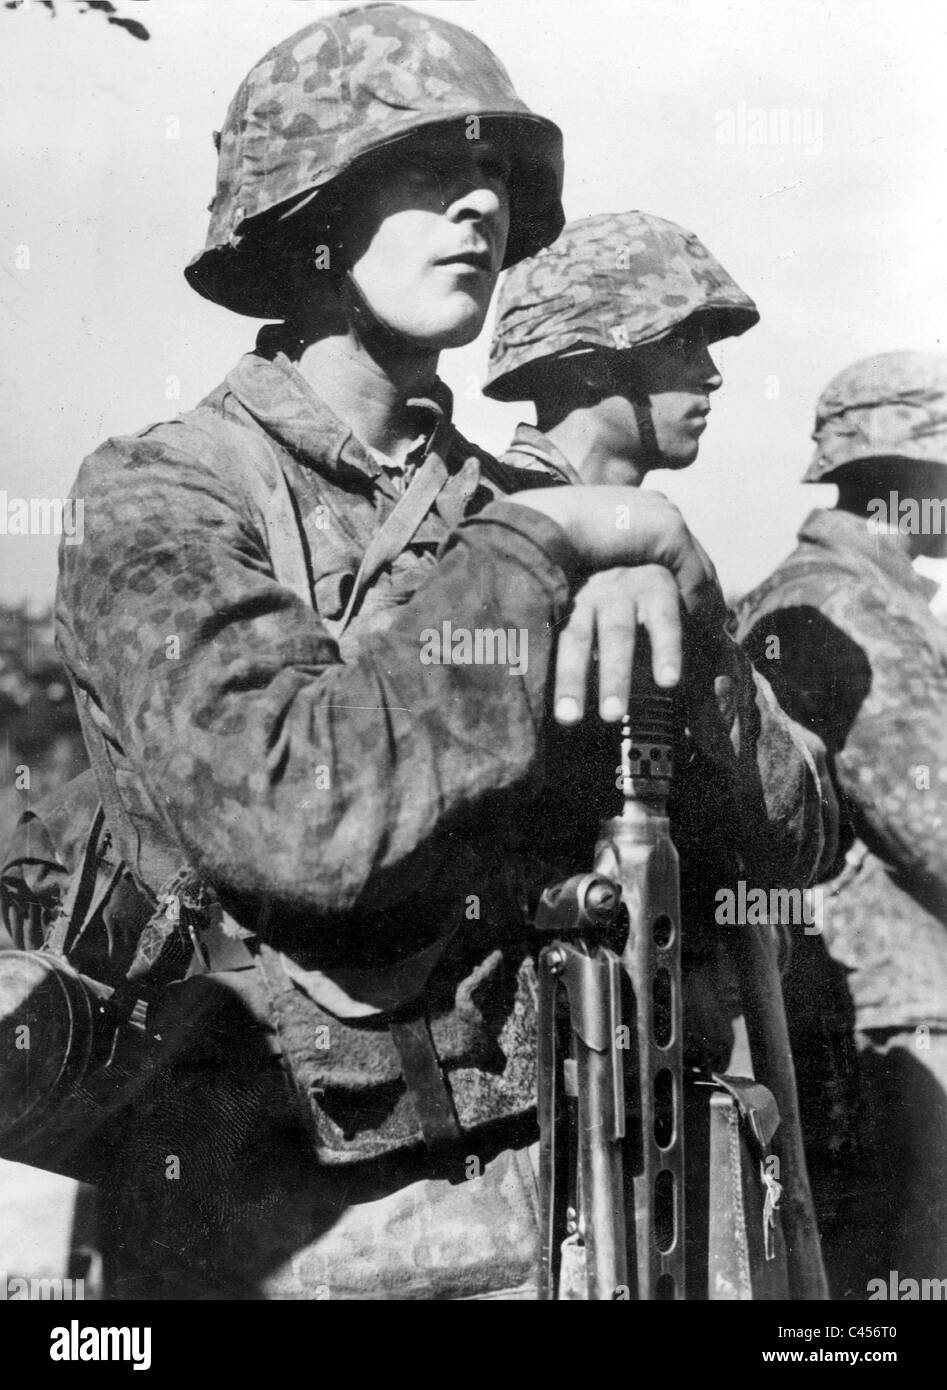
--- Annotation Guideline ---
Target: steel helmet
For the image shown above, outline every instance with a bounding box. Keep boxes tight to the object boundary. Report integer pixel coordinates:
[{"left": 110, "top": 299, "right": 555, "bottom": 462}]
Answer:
[
  {"left": 185, "top": 2, "right": 564, "bottom": 319},
  {"left": 804, "top": 351, "right": 947, "bottom": 483},
  {"left": 483, "top": 210, "right": 759, "bottom": 402}
]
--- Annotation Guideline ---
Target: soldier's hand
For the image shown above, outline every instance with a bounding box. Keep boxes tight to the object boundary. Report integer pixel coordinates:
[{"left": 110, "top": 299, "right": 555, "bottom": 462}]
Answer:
[
  {"left": 553, "top": 565, "right": 684, "bottom": 724},
  {"left": 507, "top": 485, "right": 724, "bottom": 624}
]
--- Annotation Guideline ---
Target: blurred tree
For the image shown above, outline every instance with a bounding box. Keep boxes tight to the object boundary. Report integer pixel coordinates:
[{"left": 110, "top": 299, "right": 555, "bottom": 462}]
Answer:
[{"left": 0, "top": 604, "right": 88, "bottom": 851}]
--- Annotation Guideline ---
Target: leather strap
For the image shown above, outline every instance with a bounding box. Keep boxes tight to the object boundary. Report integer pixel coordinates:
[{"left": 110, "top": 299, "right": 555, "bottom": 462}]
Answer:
[
  {"left": 711, "top": 1073, "right": 781, "bottom": 1151},
  {"left": 631, "top": 396, "right": 663, "bottom": 472},
  {"left": 211, "top": 410, "right": 452, "bottom": 640},
  {"left": 336, "top": 443, "right": 449, "bottom": 637},
  {"left": 388, "top": 1015, "right": 461, "bottom": 1150},
  {"left": 204, "top": 415, "right": 315, "bottom": 609},
  {"left": 46, "top": 804, "right": 123, "bottom": 959},
  {"left": 706, "top": 1074, "right": 786, "bottom": 1293}
]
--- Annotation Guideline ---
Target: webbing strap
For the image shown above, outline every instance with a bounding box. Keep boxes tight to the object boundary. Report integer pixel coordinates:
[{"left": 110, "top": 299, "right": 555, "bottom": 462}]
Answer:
[
  {"left": 46, "top": 804, "right": 120, "bottom": 958},
  {"left": 336, "top": 445, "right": 449, "bottom": 637},
  {"left": 210, "top": 411, "right": 451, "bottom": 640},
  {"left": 205, "top": 415, "right": 314, "bottom": 608},
  {"left": 388, "top": 1015, "right": 462, "bottom": 1149}
]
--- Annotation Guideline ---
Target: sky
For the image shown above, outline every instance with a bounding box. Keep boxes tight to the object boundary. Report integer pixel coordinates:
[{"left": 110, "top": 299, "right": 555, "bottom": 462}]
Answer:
[{"left": 1, "top": 0, "right": 946, "bottom": 609}]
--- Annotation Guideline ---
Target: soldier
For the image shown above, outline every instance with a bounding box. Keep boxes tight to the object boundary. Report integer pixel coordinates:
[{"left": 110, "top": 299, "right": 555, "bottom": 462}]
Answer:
[
  {"left": 732, "top": 351, "right": 947, "bottom": 1297},
  {"left": 482, "top": 206, "right": 816, "bottom": 1023},
  {"left": 482, "top": 210, "right": 759, "bottom": 489},
  {"left": 482, "top": 211, "right": 843, "bottom": 1292},
  {"left": 48, "top": 5, "right": 829, "bottom": 1299}
]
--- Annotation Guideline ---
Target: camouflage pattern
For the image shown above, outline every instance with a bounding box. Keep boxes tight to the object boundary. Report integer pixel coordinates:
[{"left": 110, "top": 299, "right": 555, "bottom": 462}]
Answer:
[
  {"left": 733, "top": 506, "right": 947, "bottom": 1291},
  {"left": 804, "top": 350, "right": 947, "bottom": 483},
  {"left": 185, "top": 2, "right": 564, "bottom": 318},
  {"left": 484, "top": 210, "right": 759, "bottom": 402},
  {"left": 499, "top": 421, "right": 584, "bottom": 483},
  {"left": 733, "top": 506, "right": 947, "bottom": 1028},
  {"left": 52, "top": 331, "right": 828, "bottom": 1296}
]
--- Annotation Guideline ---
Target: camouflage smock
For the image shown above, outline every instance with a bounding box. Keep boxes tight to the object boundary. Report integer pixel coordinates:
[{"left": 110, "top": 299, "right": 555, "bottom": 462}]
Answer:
[
  {"left": 733, "top": 507, "right": 947, "bottom": 1032},
  {"left": 51, "top": 342, "right": 828, "bottom": 1293}
]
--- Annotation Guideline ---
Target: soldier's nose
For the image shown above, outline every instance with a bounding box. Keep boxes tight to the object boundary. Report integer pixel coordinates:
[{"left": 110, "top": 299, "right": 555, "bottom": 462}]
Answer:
[
  {"left": 448, "top": 181, "right": 505, "bottom": 223},
  {"left": 699, "top": 347, "right": 723, "bottom": 392}
]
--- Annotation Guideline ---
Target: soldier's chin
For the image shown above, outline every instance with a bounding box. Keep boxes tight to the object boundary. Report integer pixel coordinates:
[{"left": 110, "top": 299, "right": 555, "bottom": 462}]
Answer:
[
  {"left": 415, "top": 295, "right": 490, "bottom": 350},
  {"left": 659, "top": 439, "right": 700, "bottom": 470}
]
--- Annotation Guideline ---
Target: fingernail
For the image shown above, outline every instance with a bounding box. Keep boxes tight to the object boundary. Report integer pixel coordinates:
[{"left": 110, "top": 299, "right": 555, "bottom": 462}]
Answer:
[
  {"left": 658, "top": 664, "right": 680, "bottom": 686},
  {"left": 555, "top": 697, "right": 581, "bottom": 724},
  {"left": 600, "top": 696, "right": 624, "bottom": 721}
]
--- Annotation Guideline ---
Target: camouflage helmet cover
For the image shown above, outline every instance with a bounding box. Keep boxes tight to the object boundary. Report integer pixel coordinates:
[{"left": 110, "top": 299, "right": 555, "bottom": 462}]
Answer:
[
  {"left": 185, "top": 2, "right": 564, "bottom": 318},
  {"left": 483, "top": 210, "right": 759, "bottom": 402},
  {"left": 804, "top": 351, "right": 947, "bottom": 483}
]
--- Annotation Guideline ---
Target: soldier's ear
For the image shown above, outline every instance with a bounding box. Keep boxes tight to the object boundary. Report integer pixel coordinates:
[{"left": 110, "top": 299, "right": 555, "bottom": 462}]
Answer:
[{"left": 581, "top": 354, "right": 628, "bottom": 403}]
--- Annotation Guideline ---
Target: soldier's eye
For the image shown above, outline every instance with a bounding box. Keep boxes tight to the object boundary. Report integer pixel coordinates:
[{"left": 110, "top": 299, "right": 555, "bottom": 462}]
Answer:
[
  {"left": 479, "top": 154, "right": 512, "bottom": 184},
  {"left": 680, "top": 323, "right": 709, "bottom": 354}
]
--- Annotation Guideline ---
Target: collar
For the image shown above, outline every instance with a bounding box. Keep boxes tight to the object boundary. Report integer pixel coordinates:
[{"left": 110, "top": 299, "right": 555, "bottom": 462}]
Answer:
[
  {"left": 798, "top": 507, "right": 940, "bottom": 602},
  {"left": 502, "top": 422, "right": 585, "bottom": 484},
  {"left": 223, "top": 333, "right": 455, "bottom": 487}
]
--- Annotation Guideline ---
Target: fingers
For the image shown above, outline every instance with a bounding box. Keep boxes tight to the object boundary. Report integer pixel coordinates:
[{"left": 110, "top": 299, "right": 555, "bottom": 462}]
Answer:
[
  {"left": 507, "top": 487, "right": 727, "bottom": 721},
  {"left": 553, "top": 590, "right": 596, "bottom": 725},
  {"left": 553, "top": 566, "right": 683, "bottom": 726},
  {"left": 636, "top": 569, "right": 683, "bottom": 688},
  {"left": 594, "top": 566, "right": 683, "bottom": 718},
  {"left": 594, "top": 588, "right": 638, "bottom": 721}
]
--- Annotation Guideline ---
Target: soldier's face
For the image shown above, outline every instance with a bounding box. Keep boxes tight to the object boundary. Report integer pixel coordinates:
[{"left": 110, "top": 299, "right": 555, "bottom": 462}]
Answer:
[
  {"left": 565, "top": 324, "right": 723, "bottom": 482},
  {"left": 340, "top": 129, "right": 512, "bottom": 350},
  {"left": 623, "top": 324, "right": 724, "bottom": 469}
]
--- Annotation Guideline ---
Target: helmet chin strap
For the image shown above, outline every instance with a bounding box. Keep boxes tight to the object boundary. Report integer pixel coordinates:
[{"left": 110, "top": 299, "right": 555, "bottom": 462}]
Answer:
[
  {"left": 597, "top": 353, "right": 664, "bottom": 472},
  {"left": 630, "top": 394, "right": 664, "bottom": 472}
]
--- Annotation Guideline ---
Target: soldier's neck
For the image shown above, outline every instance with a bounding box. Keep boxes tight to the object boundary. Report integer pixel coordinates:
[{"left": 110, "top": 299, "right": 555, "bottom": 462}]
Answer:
[
  {"left": 294, "top": 331, "right": 440, "bottom": 467},
  {"left": 537, "top": 412, "right": 649, "bottom": 488}
]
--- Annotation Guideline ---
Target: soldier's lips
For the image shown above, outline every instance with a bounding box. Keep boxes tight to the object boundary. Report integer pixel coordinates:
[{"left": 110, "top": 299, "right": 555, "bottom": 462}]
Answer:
[{"left": 435, "top": 252, "right": 493, "bottom": 273}]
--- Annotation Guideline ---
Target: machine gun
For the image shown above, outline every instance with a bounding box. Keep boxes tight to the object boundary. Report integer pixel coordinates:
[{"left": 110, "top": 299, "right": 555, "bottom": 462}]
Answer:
[{"left": 535, "top": 648, "right": 828, "bottom": 1301}]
